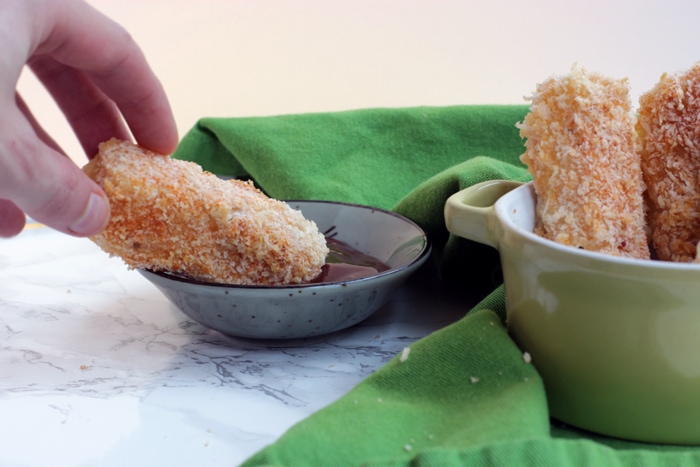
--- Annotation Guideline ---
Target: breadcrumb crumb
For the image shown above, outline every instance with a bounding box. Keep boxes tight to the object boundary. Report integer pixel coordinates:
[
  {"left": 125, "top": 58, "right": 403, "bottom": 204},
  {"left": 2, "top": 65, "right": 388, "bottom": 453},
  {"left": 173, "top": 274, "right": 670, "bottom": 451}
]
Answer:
[{"left": 399, "top": 347, "right": 411, "bottom": 363}]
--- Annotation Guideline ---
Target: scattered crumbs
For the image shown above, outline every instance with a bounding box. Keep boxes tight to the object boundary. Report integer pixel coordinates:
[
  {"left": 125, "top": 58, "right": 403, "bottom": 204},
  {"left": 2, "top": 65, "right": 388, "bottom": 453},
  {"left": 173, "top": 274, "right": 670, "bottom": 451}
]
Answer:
[
  {"left": 404, "top": 444, "right": 412, "bottom": 452},
  {"left": 399, "top": 346, "right": 411, "bottom": 363},
  {"left": 79, "top": 365, "right": 90, "bottom": 371},
  {"left": 470, "top": 376, "right": 480, "bottom": 384},
  {"left": 523, "top": 352, "right": 532, "bottom": 363},
  {"left": 66, "top": 289, "right": 71, "bottom": 294},
  {"left": 61, "top": 420, "right": 67, "bottom": 425},
  {"left": 377, "top": 397, "right": 383, "bottom": 403},
  {"left": 489, "top": 321, "right": 495, "bottom": 326},
  {"left": 204, "top": 442, "right": 209, "bottom": 448}
]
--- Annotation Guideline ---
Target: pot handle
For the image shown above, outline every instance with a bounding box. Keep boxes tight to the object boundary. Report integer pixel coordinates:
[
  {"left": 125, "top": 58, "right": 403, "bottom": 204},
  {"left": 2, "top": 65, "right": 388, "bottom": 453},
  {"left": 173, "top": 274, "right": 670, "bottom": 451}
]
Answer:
[{"left": 444, "top": 180, "right": 523, "bottom": 249}]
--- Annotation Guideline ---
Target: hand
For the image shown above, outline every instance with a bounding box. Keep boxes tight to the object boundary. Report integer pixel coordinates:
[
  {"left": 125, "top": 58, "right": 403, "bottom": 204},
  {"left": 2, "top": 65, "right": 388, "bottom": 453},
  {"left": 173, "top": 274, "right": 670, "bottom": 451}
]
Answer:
[{"left": 0, "top": 0, "right": 178, "bottom": 238}]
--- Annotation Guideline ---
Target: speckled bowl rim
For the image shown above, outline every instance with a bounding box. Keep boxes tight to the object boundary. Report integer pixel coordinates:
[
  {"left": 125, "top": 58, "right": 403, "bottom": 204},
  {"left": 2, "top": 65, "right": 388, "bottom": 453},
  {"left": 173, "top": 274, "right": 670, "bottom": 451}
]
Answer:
[{"left": 140, "top": 199, "right": 431, "bottom": 289}]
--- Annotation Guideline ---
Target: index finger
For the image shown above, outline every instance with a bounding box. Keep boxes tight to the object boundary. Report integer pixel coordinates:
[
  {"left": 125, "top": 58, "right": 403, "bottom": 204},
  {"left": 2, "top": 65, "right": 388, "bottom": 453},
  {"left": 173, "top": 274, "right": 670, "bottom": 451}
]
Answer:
[{"left": 32, "top": 0, "right": 178, "bottom": 154}]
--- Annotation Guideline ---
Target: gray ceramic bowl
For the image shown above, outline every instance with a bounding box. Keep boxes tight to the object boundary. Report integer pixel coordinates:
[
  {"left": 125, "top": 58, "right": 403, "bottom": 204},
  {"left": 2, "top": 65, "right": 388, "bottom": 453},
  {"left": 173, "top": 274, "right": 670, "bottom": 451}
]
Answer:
[{"left": 139, "top": 200, "right": 430, "bottom": 339}]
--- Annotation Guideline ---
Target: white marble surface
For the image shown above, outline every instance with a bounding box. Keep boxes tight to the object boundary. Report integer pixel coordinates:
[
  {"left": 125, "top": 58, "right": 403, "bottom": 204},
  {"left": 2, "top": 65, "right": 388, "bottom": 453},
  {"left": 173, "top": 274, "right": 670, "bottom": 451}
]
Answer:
[
  {"left": 12, "top": 2, "right": 695, "bottom": 464},
  {"left": 0, "top": 224, "right": 468, "bottom": 467}
]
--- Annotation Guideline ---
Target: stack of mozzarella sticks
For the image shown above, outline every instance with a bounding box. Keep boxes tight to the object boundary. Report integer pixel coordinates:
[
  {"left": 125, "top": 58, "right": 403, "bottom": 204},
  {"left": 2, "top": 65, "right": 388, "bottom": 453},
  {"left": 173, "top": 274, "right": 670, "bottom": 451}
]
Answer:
[{"left": 518, "top": 63, "right": 700, "bottom": 262}]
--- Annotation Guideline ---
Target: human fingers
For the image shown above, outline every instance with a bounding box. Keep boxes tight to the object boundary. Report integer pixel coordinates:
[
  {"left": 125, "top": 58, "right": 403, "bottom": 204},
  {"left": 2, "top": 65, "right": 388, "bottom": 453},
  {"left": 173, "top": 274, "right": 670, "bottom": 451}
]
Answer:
[
  {"left": 0, "top": 137, "right": 111, "bottom": 237},
  {"left": 32, "top": 0, "right": 178, "bottom": 155},
  {"left": 0, "top": 199, "right": 27, "bottom": 238},
  {"left": 0, "top": 104, "right": 110, "bottom": 237},
  {"left": 29, "top": 56, "right": 132, "bottom": 157},
  {"left": 15, "top": 92, "right": 67, "bottom": 156},
  {"left": 15, "top": 93, "right": 110, "bottom": 236}
]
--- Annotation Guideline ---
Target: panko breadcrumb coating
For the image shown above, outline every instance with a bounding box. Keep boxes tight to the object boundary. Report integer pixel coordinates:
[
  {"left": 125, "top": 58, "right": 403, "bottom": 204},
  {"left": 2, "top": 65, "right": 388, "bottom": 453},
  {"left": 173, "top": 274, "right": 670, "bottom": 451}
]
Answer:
[
  {"left": 83, "top": 139, "right": 329, "bottom": 285},
  {"left": 517, "top": 66, "right": 650, "bottom": 259},
  {"left": 637, "top": 63, "right": 700, "bottom": 262}
]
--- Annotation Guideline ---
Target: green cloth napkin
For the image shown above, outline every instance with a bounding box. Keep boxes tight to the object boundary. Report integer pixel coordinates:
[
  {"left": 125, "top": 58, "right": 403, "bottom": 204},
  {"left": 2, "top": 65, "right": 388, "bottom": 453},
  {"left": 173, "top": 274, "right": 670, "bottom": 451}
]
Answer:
[
  {"left": 173, "top": 105, "right": 528, "bottom": 210},
  {"left": 173, "top": 106, "right": 700, "bottom": 467}
]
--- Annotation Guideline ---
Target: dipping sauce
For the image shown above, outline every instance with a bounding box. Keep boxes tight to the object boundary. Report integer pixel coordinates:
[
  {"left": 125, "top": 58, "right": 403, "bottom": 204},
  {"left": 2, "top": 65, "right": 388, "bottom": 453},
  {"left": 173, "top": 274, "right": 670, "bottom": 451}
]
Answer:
[
  {"left": 310, "top": 238, "right": 389, "bottom": 283},
  {"left": 156, "top": 238, "right": 389, "bottom": 285}
]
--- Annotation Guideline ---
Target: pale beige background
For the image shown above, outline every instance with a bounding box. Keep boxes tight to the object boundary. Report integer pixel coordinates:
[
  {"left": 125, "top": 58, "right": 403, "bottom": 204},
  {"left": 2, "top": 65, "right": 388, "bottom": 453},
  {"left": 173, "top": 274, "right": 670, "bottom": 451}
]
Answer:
[{"left": 17, "top": 0, "right": 700, "bottom": 165}]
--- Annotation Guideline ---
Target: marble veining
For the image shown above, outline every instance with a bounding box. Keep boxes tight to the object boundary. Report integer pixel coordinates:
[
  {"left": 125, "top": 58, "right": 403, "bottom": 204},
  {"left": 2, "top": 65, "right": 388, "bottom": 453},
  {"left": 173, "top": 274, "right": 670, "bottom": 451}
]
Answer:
[{"left": 0, "top": 226, "right": 466, "bottom": 466}]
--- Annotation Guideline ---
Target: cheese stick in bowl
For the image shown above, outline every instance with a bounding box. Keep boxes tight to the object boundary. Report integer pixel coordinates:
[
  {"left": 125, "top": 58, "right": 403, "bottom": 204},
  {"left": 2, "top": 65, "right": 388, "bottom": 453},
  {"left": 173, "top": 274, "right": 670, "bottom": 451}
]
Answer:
[
  {"left": 517, "top": 66, "right": 650, "bottom": 259},
  {"left": 637, "top": 63, "right": 700, "bottom": 262}
]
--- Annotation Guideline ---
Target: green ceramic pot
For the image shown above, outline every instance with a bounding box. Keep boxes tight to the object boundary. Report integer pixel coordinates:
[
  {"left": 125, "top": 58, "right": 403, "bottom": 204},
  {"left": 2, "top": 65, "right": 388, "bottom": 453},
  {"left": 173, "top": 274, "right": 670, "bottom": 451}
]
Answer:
[{"left": 445, "top": 180, "right": 700, "bottom": 445}]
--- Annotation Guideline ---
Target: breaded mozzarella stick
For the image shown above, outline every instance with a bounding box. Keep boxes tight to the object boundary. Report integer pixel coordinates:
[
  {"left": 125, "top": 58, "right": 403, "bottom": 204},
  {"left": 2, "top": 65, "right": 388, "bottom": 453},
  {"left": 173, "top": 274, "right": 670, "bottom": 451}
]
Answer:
[
  {"left": 83, "top": 139, "right": 329, "bottom": 285},
  {"left": 517, "top": 66, "right": 650, "bottom": 259},
  {"left": 637, "top": 63, "right": 700, "bottom": 262}
]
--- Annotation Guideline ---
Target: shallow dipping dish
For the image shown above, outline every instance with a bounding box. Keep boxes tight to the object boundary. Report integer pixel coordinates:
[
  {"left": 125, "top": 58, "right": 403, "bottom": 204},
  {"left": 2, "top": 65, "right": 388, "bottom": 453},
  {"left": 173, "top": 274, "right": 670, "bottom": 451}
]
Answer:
[
  {"left": 445, "top": 180, "right": 700, "bottom": 445},
  {"left": 140, "top": 200, "right": 430, "bottom": 340}
]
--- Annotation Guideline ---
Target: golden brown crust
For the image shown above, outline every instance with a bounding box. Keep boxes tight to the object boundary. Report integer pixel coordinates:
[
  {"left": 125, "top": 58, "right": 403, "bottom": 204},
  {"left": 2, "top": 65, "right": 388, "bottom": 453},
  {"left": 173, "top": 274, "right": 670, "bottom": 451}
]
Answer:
[
  {"left": 637, "top": 63, "right": 700, "bottom": 262},
  {"left": 84, "top": 139, "right": 329, "bottom": 285},
  {"left": 517, "top": 66, "right": 650, "bottom": 259}
]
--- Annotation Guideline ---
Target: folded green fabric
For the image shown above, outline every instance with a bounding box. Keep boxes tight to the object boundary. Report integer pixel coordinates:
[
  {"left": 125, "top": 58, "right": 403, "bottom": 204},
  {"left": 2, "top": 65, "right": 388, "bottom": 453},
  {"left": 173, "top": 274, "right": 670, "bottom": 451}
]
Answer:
[
  {"left": 173, "top": 106, "right": 700, "bottom": 467},
  {"left": 245, "top": 305, "right": 549, "bottom": 466},
  {"left": 173, "top": 105, "right": 528, "bottom": 210}
]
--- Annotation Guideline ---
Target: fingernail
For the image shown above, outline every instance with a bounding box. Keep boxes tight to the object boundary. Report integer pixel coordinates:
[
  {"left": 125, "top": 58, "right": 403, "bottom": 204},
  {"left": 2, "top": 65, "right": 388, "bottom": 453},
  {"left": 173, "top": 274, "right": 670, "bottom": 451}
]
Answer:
[{"left": 68, "top": 192, "right": 110, "bottom": 236}]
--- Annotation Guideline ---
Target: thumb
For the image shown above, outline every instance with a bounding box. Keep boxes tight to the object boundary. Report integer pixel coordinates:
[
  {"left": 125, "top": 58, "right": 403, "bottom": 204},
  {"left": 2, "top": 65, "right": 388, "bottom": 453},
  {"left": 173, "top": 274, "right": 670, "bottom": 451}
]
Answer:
[
  {"left": 0, "top": 199, "right": 28, "bottom": 237},
  {"left": 0, "top": 132, "right": 110, "bottom": 237},
  {"left": 5, "top": 93, "right": 111, "bottom": 236}
]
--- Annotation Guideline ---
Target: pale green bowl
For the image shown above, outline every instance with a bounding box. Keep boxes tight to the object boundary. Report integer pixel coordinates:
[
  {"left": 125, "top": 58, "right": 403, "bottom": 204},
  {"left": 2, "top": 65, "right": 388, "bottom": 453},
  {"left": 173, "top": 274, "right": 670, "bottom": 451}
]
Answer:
[{"left": 445, "top": 180, "right": 700, "bottom": 445}]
